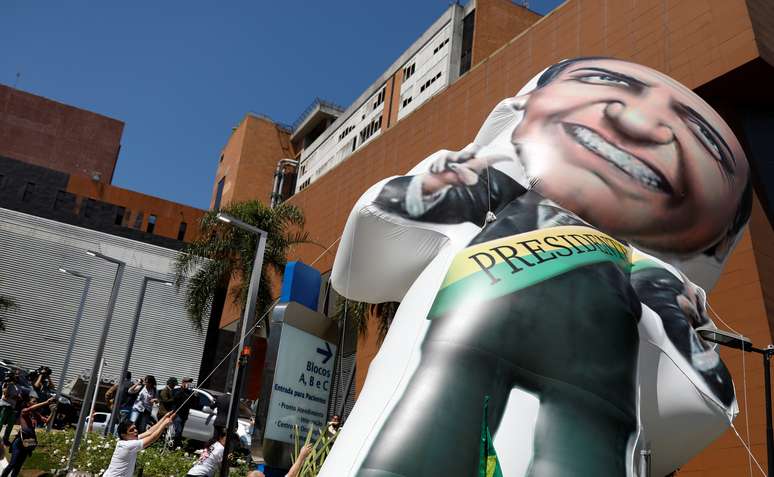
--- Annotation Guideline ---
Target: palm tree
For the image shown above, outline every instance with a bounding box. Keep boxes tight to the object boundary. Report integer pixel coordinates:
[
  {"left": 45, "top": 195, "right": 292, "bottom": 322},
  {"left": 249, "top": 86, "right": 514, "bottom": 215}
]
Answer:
[
  {"left": 174, "top": 200, "right": 308, "bottom": 332},
  {"left": 334, "top": 299, "right": 399, "bottom": 344}
]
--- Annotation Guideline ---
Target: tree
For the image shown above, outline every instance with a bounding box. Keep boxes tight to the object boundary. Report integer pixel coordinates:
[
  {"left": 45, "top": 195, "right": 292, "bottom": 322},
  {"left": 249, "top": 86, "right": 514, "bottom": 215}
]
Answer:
[
  {"left": 174, "top": 200, "right": 308, "bottom": 333},
  {"left": 0, "top": 285, "right": 18, "bottom": 331},
  {"left": 334, "top": 299, "right": 399, "bottom": 345}
]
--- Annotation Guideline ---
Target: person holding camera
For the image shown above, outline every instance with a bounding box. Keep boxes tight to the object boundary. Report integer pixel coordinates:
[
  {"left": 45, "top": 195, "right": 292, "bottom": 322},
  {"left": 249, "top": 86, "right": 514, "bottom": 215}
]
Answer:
[
  {"left": 128, "top": 375, "right": 158, "bottom": 433},
  {"left": 0, "top": 394, "right": 55, "bottom": 477},
  {"left": 31, "top": 367, "right": 53, "bottom": 400},
  {"left": 0, "top": 371, "right": 21, "bottom": 446}
]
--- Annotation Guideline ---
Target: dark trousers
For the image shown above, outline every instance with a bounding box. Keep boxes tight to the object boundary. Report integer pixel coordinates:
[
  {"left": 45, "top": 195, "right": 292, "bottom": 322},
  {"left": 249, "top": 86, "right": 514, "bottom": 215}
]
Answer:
[
  {"left": 359, "top": 264, "right": 641, "bottom": 477},
  {"left": 1, "top": 437, "right": 32, "bottom": 477},
  {"left": 0, "top": 406, "right": 15, "bottom": 444},
  {"left": 173, "top": 415, "right": 188, "bottom": 447}
]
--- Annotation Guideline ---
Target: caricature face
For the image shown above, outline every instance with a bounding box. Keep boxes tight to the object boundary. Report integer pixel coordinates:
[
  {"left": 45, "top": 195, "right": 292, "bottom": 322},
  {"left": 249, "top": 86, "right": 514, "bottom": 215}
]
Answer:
[{"left": 511, "top": 58, "right": 748, "bottom": 254}]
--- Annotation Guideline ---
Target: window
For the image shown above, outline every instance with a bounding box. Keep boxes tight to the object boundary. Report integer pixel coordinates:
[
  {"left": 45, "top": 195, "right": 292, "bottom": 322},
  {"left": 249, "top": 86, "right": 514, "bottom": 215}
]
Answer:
[
  {"left": 338, "top": 125, "right": 355, "bottom": 142},
  {"left": 53, "top": 190, "right": 69, "bottom": 210},
  {"left": 402, "top": 96, "right": 413, "bottom": 108},
  {"left": 133, "top": 211, "right": 144, "bottom": 229},
  {"left": 83, "top": 198, "right": 97, "bottom": 218},
  {"left": 114, "top": 206, "right": 126, "bottom": 225},
  {"left": 214, "top": 177, "right": 225, "bottom": 210},
  {"left": 403, "top": 63, "right": 416, "bottom": 80},
  {"left": 359, "top": 116, "right": 383, "bottom": 143},
  {"left": 146, "top": 214, "right": 157, "bottom": 234},
  {"left": 219, "top": 153, "right": 224, "bottom": 163},
  {"left": 22, "top": 182, "right": 35, "bottom": 202},
  {"left": 460, "top": 11, "right": 475, "bottom": 76},
  {"left": 177, "top": 221, "right": 188, "bottom": 241},
  {"left": 372, "top": 88, "right": 385, "bottom": 109}
]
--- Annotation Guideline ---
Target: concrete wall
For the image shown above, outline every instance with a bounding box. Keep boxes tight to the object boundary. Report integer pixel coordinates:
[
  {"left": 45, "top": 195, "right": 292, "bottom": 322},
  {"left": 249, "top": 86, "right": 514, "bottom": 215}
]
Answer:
[
  {"left": 67, "top": 174, "right": 204, "bottom": 243},
  {"left": 0, "top": 155, "right": 203, "bottom": 248},
  {"left": 0, "top": 84, "right": 123, "bottom": 183}
]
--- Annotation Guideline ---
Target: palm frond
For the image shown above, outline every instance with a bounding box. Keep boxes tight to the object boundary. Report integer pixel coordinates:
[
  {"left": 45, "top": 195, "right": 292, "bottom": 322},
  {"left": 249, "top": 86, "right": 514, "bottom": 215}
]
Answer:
[{"left": 173, "top": 199, "right": 311, "bottom": 333}]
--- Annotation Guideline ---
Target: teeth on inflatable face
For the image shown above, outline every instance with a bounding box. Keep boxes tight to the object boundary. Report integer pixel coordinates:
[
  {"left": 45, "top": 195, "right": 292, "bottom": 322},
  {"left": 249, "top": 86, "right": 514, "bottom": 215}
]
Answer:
[{"left": 565, "top": 124, "right": 669, "bottom": 193}]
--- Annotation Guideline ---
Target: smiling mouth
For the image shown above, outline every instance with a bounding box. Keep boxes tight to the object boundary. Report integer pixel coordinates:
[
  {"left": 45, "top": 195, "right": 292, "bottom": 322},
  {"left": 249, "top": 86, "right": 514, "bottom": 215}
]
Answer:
[{"left": 563, "top": 123, "right": 672, "bottom": 194}]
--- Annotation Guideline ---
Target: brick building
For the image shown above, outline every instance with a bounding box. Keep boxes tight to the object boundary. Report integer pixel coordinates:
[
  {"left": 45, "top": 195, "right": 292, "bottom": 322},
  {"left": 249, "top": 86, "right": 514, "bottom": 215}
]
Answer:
[
  {"left": 0, "top": 85, "right": 205, "bottom": 246},
  {"left": 0, "top": 84, "right": 123, "bottom": 183},
  {"left": 213, "top": 0, "right": 774, "bottom": 474}
]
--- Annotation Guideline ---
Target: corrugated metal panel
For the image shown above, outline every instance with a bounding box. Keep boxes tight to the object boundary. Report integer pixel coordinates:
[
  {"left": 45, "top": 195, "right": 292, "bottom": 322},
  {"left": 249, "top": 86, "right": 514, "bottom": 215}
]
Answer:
[
  {"left": 327, "top": 351, "right": 356, "bottom": 421},
  {"left": 0, "top": 207, "right": 208, "bottom": 387}
]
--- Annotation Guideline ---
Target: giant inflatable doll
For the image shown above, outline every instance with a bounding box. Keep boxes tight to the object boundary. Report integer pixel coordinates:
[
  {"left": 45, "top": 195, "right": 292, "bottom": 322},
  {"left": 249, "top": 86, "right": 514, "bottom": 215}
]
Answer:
[{"left": 322, "top": 58, "right": 752, "bottom": 477}]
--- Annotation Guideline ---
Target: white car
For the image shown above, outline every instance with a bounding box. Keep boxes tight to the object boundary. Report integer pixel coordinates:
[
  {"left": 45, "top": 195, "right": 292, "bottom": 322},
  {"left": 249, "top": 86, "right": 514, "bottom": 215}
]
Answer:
[
  {"left": 174, "top": 388, "right": 254, "bottom": 449},
  {"left": 85, "top": 412, "right": 110, "bottom": 434}
]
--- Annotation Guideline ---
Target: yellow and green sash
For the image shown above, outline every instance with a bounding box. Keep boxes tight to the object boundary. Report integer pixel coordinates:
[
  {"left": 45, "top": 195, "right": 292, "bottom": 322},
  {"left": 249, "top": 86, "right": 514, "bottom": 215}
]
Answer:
[{"left": 428, "top": 225, "right": 653, "bottom": 319}]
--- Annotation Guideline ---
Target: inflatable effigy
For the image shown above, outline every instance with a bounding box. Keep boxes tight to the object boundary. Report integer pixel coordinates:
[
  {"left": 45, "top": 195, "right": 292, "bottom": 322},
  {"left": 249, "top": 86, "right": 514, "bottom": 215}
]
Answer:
[{"left": 322, "top": 57, "right": 752, "bottom": 477}]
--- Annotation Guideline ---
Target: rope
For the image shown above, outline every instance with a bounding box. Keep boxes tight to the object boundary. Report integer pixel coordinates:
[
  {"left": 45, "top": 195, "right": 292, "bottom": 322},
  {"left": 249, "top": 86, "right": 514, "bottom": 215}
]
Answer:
[
  {"left": 730, "top": 422, "right": 766, "bottom": 477},
  {"left": 707, "top": 301, "right": 755, "bottom": 477},
  {"left": 176, "top": 235, "right": 343, "bottom": 410}
]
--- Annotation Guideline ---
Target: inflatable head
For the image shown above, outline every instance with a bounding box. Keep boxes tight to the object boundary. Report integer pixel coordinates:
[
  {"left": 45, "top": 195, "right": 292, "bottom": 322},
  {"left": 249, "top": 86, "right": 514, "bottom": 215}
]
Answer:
[{"left": 511, "top": 57, "right": 751, "bottom": 257}]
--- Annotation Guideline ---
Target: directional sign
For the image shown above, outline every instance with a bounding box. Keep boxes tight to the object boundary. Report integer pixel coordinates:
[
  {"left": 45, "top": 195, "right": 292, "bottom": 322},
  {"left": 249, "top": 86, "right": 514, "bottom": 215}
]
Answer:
[{"left": 264, "top": 325, "right": 337, "bottom": 444}]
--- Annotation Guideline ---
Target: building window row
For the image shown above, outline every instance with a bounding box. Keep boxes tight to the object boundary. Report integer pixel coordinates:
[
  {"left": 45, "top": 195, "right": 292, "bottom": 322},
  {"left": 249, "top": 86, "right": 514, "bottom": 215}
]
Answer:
[
  {"left": 403, "top": 63, "right": 416, "bottom": 80},
  {"left": 402, "top": 96, "right": 413, "bottom": 108},
  {"left": 359, "top": 115, "right": 383, "bottom": 144},
  {"left": 338, "top": 125, "right": 355, "bottom": 141},
  {"left": 373, "top": 88, "right": 386, "bottom": 109},
  {"left": 433, "top": 38, "right": 450, "bottom": 55},
  {"left": 299, "top": 178, "right": 311, "bottom": 191},
  {"left": 420, "top": 71, "right": 443, "bottom": 93}
]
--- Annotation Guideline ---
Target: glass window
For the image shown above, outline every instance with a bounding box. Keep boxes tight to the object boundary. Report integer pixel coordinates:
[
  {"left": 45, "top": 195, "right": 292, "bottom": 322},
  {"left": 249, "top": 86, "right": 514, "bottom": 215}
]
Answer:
[
  {"left": 22, "top": 182, "right": 35, "bottom": 202},
  {"left": 214, "top": 177, "right": 226, "bottom": 210},
  {"left": 177, "top": 221, "right": 187, "bottom": 241},
  {"left": 133, "top": 211, "right": 144, "bottom": 229},
  {"left": 114, "top": 206, "right": 126, "bottom": 225},
  {"left": 147, "top": 214, "right": 157, "bottom": 234}
]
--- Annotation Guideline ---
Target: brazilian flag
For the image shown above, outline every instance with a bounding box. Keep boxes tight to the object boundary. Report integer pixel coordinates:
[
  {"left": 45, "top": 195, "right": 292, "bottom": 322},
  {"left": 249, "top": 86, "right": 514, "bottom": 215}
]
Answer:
[{"left": 479, "top": 395, "right": 504, "bottom": 477}]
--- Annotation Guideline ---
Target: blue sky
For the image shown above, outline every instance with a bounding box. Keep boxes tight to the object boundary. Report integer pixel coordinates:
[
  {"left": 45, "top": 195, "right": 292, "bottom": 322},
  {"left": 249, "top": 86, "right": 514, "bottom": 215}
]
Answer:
[{"left": 1, "top": 1, "right": 562, "bottom": 209}]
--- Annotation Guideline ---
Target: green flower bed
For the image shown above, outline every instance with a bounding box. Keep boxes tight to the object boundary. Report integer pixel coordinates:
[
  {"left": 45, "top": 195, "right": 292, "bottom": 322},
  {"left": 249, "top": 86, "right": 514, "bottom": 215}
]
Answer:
[{"left": 27, "top": 430, "right": 250, "bottom": 476}]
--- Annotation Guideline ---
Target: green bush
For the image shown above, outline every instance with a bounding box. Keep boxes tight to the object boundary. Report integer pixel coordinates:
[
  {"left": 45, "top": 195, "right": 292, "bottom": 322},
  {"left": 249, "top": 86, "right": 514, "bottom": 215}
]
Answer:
[{"left": 30, "top": 429, "right": 251, "bottom": 476}]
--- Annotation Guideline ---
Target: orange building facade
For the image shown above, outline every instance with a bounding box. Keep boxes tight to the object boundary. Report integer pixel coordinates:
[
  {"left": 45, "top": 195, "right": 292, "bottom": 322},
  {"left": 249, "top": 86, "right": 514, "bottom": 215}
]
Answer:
[{"left": 215, "top": 0, "right": 774, "bottom": 473}]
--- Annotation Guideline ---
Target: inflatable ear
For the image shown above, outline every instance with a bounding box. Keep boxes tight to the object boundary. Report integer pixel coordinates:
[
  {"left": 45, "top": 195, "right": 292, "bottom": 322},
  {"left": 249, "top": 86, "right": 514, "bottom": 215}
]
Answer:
[{"left": 323, "top": 58, "right": 748, "bottom": 477}]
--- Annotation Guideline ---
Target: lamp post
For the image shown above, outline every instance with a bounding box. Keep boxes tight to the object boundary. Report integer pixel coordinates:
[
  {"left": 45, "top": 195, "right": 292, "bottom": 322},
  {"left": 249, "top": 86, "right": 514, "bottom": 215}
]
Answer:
[
  {"left": 87, "top": 358, "right": 106, "bottom": 432},
  {"left": 107, "top": 276, "right": 173, "bottom": 434},
  {"left": 48, "top": 267, "right": 92, "bottom": 432},
  {"left": 697, "top": 326, "right": 774, "bottom": 477},
  {"left": 216, "top": 212, "right": 267, "bottom": 477},
  {"left": 67, "top": 250, "right": 125, "bottom": 472}
]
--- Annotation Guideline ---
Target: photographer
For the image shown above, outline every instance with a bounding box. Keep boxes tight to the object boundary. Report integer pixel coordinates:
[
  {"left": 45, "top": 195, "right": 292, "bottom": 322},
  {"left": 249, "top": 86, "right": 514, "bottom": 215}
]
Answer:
[
  {"left": 31, "top": 367, "right": 53, "bottom": 400},
  {"left": 0, "top": 371, "right": 21, "bottom": 446}
]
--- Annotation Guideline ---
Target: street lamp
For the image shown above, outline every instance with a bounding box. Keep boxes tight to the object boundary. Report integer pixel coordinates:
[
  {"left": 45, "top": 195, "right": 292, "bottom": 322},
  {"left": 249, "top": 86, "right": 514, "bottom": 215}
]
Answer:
[
  {"left": 697, "top": 326, "right": 774, "bottom": 477},
  {"left": 107, "top": 275, "right": 173, "bottom": 434},
  {"left": 216, "top": 212, "right": 267, "bottom": 477},
  {"left": 67, "top": 250, "right": 126, "bottom": 472},
  {"left": 48, "top": 268, "right": 92, "bottom": 432}
]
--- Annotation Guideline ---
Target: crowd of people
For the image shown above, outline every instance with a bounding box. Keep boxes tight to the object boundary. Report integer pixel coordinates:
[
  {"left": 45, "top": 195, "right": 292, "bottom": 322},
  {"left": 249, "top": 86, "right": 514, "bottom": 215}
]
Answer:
[
  {"left": 0, "top": 367, "right": 58, "bottom": 477},
  {"left": 1, "top": 367, "right": 334, "bottom": 476}
]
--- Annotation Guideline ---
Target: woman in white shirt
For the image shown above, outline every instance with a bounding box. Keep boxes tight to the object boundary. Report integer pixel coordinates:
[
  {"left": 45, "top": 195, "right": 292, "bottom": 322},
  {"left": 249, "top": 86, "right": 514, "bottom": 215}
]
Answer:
[
  {"left": 186, "top": 427, "right": 226, "bottom": 477},
  {"left": 128, "top": 375, "right": 158, "bottom": 433},
  {"left": 103, "top": 412, "right": 173, "bottom": 477}
]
